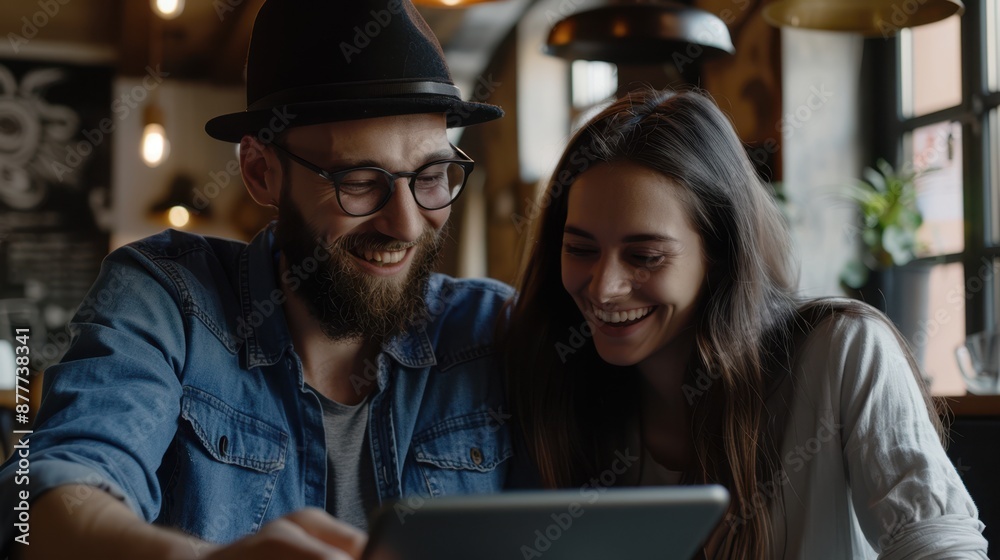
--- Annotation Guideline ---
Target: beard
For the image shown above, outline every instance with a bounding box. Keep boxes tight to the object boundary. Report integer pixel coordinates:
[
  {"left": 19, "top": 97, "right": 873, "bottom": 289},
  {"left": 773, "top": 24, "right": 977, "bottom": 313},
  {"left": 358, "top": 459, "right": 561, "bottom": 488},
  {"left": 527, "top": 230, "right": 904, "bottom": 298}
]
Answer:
[{"left": 273, "top": 184, "right": 445, "bottom": 343}]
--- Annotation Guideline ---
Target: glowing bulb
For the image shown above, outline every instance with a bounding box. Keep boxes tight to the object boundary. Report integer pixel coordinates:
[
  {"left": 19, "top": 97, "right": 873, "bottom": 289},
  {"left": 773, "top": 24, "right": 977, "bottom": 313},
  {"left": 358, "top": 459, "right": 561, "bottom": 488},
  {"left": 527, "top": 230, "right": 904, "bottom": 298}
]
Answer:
[
  {"left": 167, "top": 206, "right": 190, "bottom": 228},
  {"left": 152, "top": 0, "right": 184, "bottom": 19},
  {"left": 141, "top": 123, "right": 169, "bottom": 167}
]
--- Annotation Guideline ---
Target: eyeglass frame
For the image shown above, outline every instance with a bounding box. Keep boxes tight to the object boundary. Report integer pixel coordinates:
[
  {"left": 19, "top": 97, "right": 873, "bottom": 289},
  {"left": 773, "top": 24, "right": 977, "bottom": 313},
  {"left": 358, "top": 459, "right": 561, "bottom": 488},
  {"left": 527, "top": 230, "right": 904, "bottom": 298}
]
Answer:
[{"left": 269, "top": 142, "right": 476, "bottom": 217}]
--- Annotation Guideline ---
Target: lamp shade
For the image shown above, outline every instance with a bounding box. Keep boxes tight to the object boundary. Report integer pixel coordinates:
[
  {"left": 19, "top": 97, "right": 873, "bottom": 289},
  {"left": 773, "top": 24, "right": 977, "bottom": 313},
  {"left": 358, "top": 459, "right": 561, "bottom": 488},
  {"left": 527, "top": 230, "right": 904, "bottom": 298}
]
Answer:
[
  {"left": 545, "top": 1, "right": 735, "bottom": 64},
  {"left": 411, "top": 0, "right": 498, "bottom": 6},
  {"left": 762, "top": 0, "right": 964, "bottom": 36},
  {"left": 150, "top": 174, "right": 211, "bottom": 226}
]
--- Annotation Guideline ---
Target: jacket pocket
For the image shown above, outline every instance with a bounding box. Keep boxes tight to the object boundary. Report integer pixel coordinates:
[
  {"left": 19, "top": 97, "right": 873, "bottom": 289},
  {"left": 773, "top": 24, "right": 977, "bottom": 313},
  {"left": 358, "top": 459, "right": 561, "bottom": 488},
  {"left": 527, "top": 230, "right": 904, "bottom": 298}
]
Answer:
[
  {"left": 180, "top": 387, "right": 287, "bottom": 473},
  {"left": 412, "top": 410, "right": 512, "bottom": 497},
  {"left": 160, "top": 386, "right": 288, "bottom": 542}
]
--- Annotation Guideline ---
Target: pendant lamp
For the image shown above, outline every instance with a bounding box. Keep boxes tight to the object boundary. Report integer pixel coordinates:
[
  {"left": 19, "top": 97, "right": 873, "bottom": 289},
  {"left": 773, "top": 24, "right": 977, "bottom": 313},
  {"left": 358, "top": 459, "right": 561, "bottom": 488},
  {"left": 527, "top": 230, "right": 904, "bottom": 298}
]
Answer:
[
  {"left": 762, "top": 0, "right": 964, "bottom": 36},
  {"left": 545, "top": 0, "right": 735, "bottom": 64},
  {"left": 412, "top": 0, "right": 501, "bottom": 6}
]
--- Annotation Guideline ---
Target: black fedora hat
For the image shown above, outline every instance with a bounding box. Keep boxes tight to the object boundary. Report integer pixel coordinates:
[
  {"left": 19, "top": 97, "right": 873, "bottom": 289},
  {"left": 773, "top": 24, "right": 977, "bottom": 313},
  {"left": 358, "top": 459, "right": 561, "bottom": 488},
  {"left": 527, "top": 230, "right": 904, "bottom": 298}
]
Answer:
[{"left": 205, "top": 0, "right": 503, "bottom": 142}]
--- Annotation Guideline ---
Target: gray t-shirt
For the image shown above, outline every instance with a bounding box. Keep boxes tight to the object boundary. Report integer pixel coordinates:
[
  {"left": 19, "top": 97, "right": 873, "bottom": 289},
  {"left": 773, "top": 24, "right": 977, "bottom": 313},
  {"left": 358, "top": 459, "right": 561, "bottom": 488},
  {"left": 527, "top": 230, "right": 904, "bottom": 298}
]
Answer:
[{"left": 311, "top": 389, "right": 380, "bottom": 530}]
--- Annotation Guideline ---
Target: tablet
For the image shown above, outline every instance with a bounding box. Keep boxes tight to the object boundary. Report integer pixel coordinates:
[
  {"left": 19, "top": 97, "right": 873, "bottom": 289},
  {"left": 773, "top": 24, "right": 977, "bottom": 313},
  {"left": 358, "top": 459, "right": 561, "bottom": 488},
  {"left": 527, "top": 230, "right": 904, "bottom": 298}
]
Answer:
[{"left": 363, "top": 485, "right": 730, "bottom": 560}]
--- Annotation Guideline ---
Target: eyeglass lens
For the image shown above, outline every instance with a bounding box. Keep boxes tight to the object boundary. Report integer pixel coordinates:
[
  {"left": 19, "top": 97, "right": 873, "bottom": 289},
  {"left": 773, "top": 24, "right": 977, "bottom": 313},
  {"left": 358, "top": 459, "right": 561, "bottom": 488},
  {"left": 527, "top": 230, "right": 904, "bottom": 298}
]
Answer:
[{"left": 337, "top": 162, "right": 467, "bottom": 215}]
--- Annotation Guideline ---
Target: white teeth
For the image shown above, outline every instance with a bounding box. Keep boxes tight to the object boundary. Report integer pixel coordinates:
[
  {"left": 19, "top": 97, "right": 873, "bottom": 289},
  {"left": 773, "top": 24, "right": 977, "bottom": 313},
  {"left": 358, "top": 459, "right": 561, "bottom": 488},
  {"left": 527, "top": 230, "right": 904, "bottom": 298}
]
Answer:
[
  {"left": 356, "top": 248, "right": 406, "bottom": 265},
  {"left": 590, "top": 305, "right": 653, "bottom": 324}
]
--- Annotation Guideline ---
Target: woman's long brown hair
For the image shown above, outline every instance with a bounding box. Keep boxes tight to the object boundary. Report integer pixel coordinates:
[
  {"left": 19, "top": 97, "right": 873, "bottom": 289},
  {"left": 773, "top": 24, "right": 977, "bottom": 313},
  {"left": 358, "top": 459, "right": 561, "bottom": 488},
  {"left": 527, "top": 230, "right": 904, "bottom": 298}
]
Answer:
[{"left": 503, "top": 88, "right": 944, "bottom": 558}]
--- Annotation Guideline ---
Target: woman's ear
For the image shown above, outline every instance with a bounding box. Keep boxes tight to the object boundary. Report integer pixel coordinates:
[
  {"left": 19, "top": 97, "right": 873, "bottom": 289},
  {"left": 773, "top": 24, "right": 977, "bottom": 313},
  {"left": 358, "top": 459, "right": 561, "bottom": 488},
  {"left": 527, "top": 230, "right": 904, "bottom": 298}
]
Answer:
[{"left": 240, "top": 136, "right": 281, "bottom": 208}]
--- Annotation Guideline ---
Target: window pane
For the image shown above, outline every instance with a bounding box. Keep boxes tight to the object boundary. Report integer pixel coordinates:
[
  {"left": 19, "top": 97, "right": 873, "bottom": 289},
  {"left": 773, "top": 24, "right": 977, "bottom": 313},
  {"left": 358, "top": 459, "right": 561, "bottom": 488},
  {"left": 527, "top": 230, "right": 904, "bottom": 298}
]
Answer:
[
  {"left": 571, "top": 60, "right": 617, "bottom": 109},
  {"left": 920, "top": 262, "right": 966, "bottom": 396},
  {"left": 990, "top": 0, "right": 999, "bottom": 91},
  {"left": 906, "top": 121, "right": 964, "bottom": 256},
  {"left": 993, "top": 257, "right": 1000, "bottom": 333},
  {"left": 990, "top": 109, "right": 1000, "bottom": 246},
  {"left": 902, "top": 15, "right": 962, "bottom": 117}
]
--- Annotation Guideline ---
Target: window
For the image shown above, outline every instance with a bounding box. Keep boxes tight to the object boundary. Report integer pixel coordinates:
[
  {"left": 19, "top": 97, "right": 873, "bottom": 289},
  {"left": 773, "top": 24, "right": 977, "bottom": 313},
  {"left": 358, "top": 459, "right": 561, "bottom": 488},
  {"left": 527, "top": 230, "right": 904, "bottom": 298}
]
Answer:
[
  {"left": 873, "top": 1, "right": 1000, "bottom": 395},
  {"left": 902, "top": 16, "right": 962, "bottom": 117},
  {"left": 569, "top": 60, "right": 617, "bottom": 129},
  {"left": 907, "top": 120, "right": 964, "bottom": 256},
  {"left": 571, "top": 60, "right": 617, "bottom": 110},
  {"left": 989, "top": 0, "right": 999, "bottom": 91}
]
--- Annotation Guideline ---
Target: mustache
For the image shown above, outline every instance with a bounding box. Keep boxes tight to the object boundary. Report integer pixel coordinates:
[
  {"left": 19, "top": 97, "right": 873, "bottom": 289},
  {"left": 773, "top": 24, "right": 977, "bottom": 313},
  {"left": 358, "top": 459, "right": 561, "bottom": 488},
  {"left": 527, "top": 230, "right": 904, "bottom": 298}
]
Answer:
[{"left": 327, "top": 232, "right": 430, "bottom": 253}]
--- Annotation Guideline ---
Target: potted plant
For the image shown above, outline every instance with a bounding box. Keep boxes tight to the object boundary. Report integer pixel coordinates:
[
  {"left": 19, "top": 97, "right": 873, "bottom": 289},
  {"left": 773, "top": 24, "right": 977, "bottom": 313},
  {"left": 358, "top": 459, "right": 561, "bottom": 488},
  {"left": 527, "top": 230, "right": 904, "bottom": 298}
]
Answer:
[
  {"left": 839, "top": 159, "right": 925, "bottom": 292},
  {"left": 840, "top": 159, "right": 934, "bottom": 367}
]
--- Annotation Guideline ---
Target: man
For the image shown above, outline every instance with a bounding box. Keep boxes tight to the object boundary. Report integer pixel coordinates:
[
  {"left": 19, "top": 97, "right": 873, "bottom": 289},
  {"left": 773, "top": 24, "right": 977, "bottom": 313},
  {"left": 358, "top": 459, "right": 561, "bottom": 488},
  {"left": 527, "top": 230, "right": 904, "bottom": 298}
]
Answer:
[{"left": 0, "top": 1, "right": 512, "bottom": 558}]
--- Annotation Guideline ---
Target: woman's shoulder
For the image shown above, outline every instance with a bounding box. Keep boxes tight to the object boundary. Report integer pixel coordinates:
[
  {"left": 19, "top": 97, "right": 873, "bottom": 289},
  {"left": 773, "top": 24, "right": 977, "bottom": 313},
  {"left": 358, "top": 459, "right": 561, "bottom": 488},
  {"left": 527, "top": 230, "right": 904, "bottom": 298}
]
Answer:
[
  {"left": 795, "top": 297, "right": 902, "bottom": 354},
  {"left": 790, "top": 297, "right": 918, "bottom": 391}
]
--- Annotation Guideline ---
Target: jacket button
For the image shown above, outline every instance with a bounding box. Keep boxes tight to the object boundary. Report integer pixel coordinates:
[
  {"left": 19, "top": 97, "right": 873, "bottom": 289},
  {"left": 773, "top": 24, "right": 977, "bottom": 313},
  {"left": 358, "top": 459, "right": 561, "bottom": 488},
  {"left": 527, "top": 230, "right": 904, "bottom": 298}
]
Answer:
[
  {"left": 218, "top": 435, "right": 228, "bottom": 457},
  {"left": 470, "top": 447, "right": 483, "bottom": 465}
]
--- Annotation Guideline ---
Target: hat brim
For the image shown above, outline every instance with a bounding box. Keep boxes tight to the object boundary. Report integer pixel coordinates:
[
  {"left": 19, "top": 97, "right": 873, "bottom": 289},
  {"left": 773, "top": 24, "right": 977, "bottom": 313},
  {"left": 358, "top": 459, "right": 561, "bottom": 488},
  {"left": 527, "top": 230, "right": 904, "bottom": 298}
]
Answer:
[{"left": 205, "top": 97, "right": 503, "bottom": 142}]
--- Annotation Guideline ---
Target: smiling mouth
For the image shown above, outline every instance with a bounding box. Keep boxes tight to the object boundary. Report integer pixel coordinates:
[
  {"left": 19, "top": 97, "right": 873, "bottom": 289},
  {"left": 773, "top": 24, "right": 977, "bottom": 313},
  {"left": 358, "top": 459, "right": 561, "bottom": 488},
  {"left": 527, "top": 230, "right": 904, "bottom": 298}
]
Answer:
[
  {"left": 589, "top": 304, "right": 657, "bottom": 327},
  {"left": 349, "top": 247, "right": 409, "bottom": 266}
]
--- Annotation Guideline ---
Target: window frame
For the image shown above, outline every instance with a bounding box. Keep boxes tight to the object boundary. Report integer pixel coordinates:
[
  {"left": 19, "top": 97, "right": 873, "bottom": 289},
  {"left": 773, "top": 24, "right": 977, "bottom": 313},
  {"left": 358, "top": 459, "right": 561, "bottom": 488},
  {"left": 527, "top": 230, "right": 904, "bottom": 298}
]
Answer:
[{"left": 869, "top": 0, "right": 1000, "bottom": 337}]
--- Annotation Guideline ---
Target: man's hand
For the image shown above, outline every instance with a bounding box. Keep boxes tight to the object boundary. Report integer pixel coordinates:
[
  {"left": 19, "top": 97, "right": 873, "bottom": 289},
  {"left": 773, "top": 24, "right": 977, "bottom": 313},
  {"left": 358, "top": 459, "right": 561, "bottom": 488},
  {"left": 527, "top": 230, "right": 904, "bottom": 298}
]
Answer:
[
  {"left": 202, "top": 508, "right": 367, "bottom": 560},
  {"left": 13, "top": 485, "right": 366, "bottom": 560}
]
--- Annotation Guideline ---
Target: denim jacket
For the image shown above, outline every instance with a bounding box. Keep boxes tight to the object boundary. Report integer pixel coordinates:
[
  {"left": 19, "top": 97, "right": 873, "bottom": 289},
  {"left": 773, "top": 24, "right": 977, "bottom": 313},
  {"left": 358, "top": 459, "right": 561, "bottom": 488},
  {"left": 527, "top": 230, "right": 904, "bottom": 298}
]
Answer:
[{"left": 0, "top": 226, "right": 514, "bottom": 553}]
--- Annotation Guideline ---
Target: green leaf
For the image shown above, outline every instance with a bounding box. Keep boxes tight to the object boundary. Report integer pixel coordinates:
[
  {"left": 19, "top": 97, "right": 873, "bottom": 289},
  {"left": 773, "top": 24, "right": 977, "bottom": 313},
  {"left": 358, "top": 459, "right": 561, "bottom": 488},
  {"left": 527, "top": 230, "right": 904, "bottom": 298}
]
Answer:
[
  {"left": 862, "top": 167, "right": 887, "bottom": 193},
  {"left": 883, "top": 225, "right": 914, "bottom": 265},
  {"left": 875, "top": 159, "right": 895, "bottom": 179},
  {"left": 897, "top": 209, "right": 921, "bottom": 229},
  {"left": 844, "top": 182, "right": 875, "bottom": 205},
  {"left": 840, "top": 259, "right": 870, "bottom": 289},
  {"left": 862, "top": 228, "right": 880, "bottom": 248},
  {"left": 842, "top": 157, "right": 924, "bottom": 270}
]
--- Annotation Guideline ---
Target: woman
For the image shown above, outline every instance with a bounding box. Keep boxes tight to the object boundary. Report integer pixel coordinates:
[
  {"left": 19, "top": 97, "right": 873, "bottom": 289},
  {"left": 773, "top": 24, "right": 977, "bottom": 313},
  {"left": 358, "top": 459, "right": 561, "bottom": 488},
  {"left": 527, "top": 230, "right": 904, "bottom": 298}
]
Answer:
[{"left": 504, "top": 89, "right": 987, "bottom": 558}]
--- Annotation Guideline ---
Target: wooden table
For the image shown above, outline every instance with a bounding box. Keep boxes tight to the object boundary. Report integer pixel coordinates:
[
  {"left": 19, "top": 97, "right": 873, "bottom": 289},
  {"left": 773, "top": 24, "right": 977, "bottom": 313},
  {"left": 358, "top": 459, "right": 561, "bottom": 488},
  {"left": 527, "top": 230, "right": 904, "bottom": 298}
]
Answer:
[{"left": 937, "top": 394, "right": 1000, "bottom": 416}]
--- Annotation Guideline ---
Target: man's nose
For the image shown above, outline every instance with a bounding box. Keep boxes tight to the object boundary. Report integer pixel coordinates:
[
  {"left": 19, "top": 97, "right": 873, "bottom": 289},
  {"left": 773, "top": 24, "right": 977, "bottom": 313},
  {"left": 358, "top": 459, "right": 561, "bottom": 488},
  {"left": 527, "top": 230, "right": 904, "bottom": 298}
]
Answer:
[{"left": 372, "top": 178, "right": 425, "bottom": 242}]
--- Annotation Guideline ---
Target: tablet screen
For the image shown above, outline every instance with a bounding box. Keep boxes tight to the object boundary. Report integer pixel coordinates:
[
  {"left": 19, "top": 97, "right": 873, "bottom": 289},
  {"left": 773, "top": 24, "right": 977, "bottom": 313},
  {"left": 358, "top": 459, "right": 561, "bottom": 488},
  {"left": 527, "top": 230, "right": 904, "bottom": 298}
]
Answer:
[{"left": 364, "top": 485, "right": 729, "bottom": 560}]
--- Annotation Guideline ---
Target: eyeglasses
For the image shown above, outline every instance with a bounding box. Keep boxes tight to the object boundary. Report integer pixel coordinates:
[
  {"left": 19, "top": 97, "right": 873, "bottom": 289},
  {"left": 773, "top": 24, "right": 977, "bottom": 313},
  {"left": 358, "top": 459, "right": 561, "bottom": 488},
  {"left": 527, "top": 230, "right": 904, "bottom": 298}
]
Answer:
[{"left": 270, "top": 142, "right": 475, "bottom": 217}]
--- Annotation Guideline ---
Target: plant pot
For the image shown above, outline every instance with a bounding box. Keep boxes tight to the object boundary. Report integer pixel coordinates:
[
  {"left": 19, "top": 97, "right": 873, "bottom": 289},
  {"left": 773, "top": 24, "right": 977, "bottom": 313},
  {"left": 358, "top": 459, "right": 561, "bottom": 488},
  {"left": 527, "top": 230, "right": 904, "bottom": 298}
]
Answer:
[{"left": 857, "top": 264, "right": 933, "bottom": 365}]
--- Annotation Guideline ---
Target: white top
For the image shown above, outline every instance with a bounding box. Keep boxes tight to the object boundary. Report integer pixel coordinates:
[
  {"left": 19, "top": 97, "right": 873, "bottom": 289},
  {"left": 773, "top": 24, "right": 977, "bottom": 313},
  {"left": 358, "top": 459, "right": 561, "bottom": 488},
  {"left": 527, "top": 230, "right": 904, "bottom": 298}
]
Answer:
[
  {"left": 753, "top": 313, "right": 987, "bottom": 558},
  {"left": 627, "top": 313, "right": 989, "bottom": 558},
  {"left": 638, "top": 447, "right": 684, "bottom": 486}
]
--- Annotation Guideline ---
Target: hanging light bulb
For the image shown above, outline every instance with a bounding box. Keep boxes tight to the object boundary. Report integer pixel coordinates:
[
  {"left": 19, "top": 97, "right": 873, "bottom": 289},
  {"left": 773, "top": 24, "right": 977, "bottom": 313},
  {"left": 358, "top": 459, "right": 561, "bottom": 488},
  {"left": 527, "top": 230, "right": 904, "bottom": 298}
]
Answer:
[
  {"left": 141, "top": 103, "right": 170, "bottom": 167},
  {"left": 141, "top": 124, "right": 168, "bottom": 166},
  {"left": 167, "top": 205, "right": 190, "bottom": 228},
  {"left": 151, "top": 0, "right": 185, "bottom": 19},
  {"left": 150, "top": 175, "right": 208, "bottom": 229}
]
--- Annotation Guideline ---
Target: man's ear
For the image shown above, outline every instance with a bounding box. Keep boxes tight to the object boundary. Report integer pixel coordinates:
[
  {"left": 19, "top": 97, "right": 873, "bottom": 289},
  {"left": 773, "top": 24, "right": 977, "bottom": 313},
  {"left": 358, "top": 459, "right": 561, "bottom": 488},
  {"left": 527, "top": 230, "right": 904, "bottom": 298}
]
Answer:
[{"left": 240, "top": 135, "right": 281, "bottom": 208}]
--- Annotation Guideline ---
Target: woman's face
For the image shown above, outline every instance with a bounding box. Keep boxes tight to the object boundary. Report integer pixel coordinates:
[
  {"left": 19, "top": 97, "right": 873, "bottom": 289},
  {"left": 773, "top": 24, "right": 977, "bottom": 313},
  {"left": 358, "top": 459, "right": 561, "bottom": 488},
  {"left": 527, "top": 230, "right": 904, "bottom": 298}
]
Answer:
[{"left": 561, "top": 160, "right": 708, "bottom": 367}]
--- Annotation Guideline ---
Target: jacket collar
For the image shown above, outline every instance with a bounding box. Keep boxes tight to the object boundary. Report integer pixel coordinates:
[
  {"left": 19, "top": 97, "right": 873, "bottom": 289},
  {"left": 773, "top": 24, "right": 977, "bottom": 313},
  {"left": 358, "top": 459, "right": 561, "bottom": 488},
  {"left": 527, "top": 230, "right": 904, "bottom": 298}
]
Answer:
[
  {"left": 238, "top": 224, "right": 293, "bottom": 369},
  {"left": 237, "top": 223, "right": 437, "bottom": 372}
]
